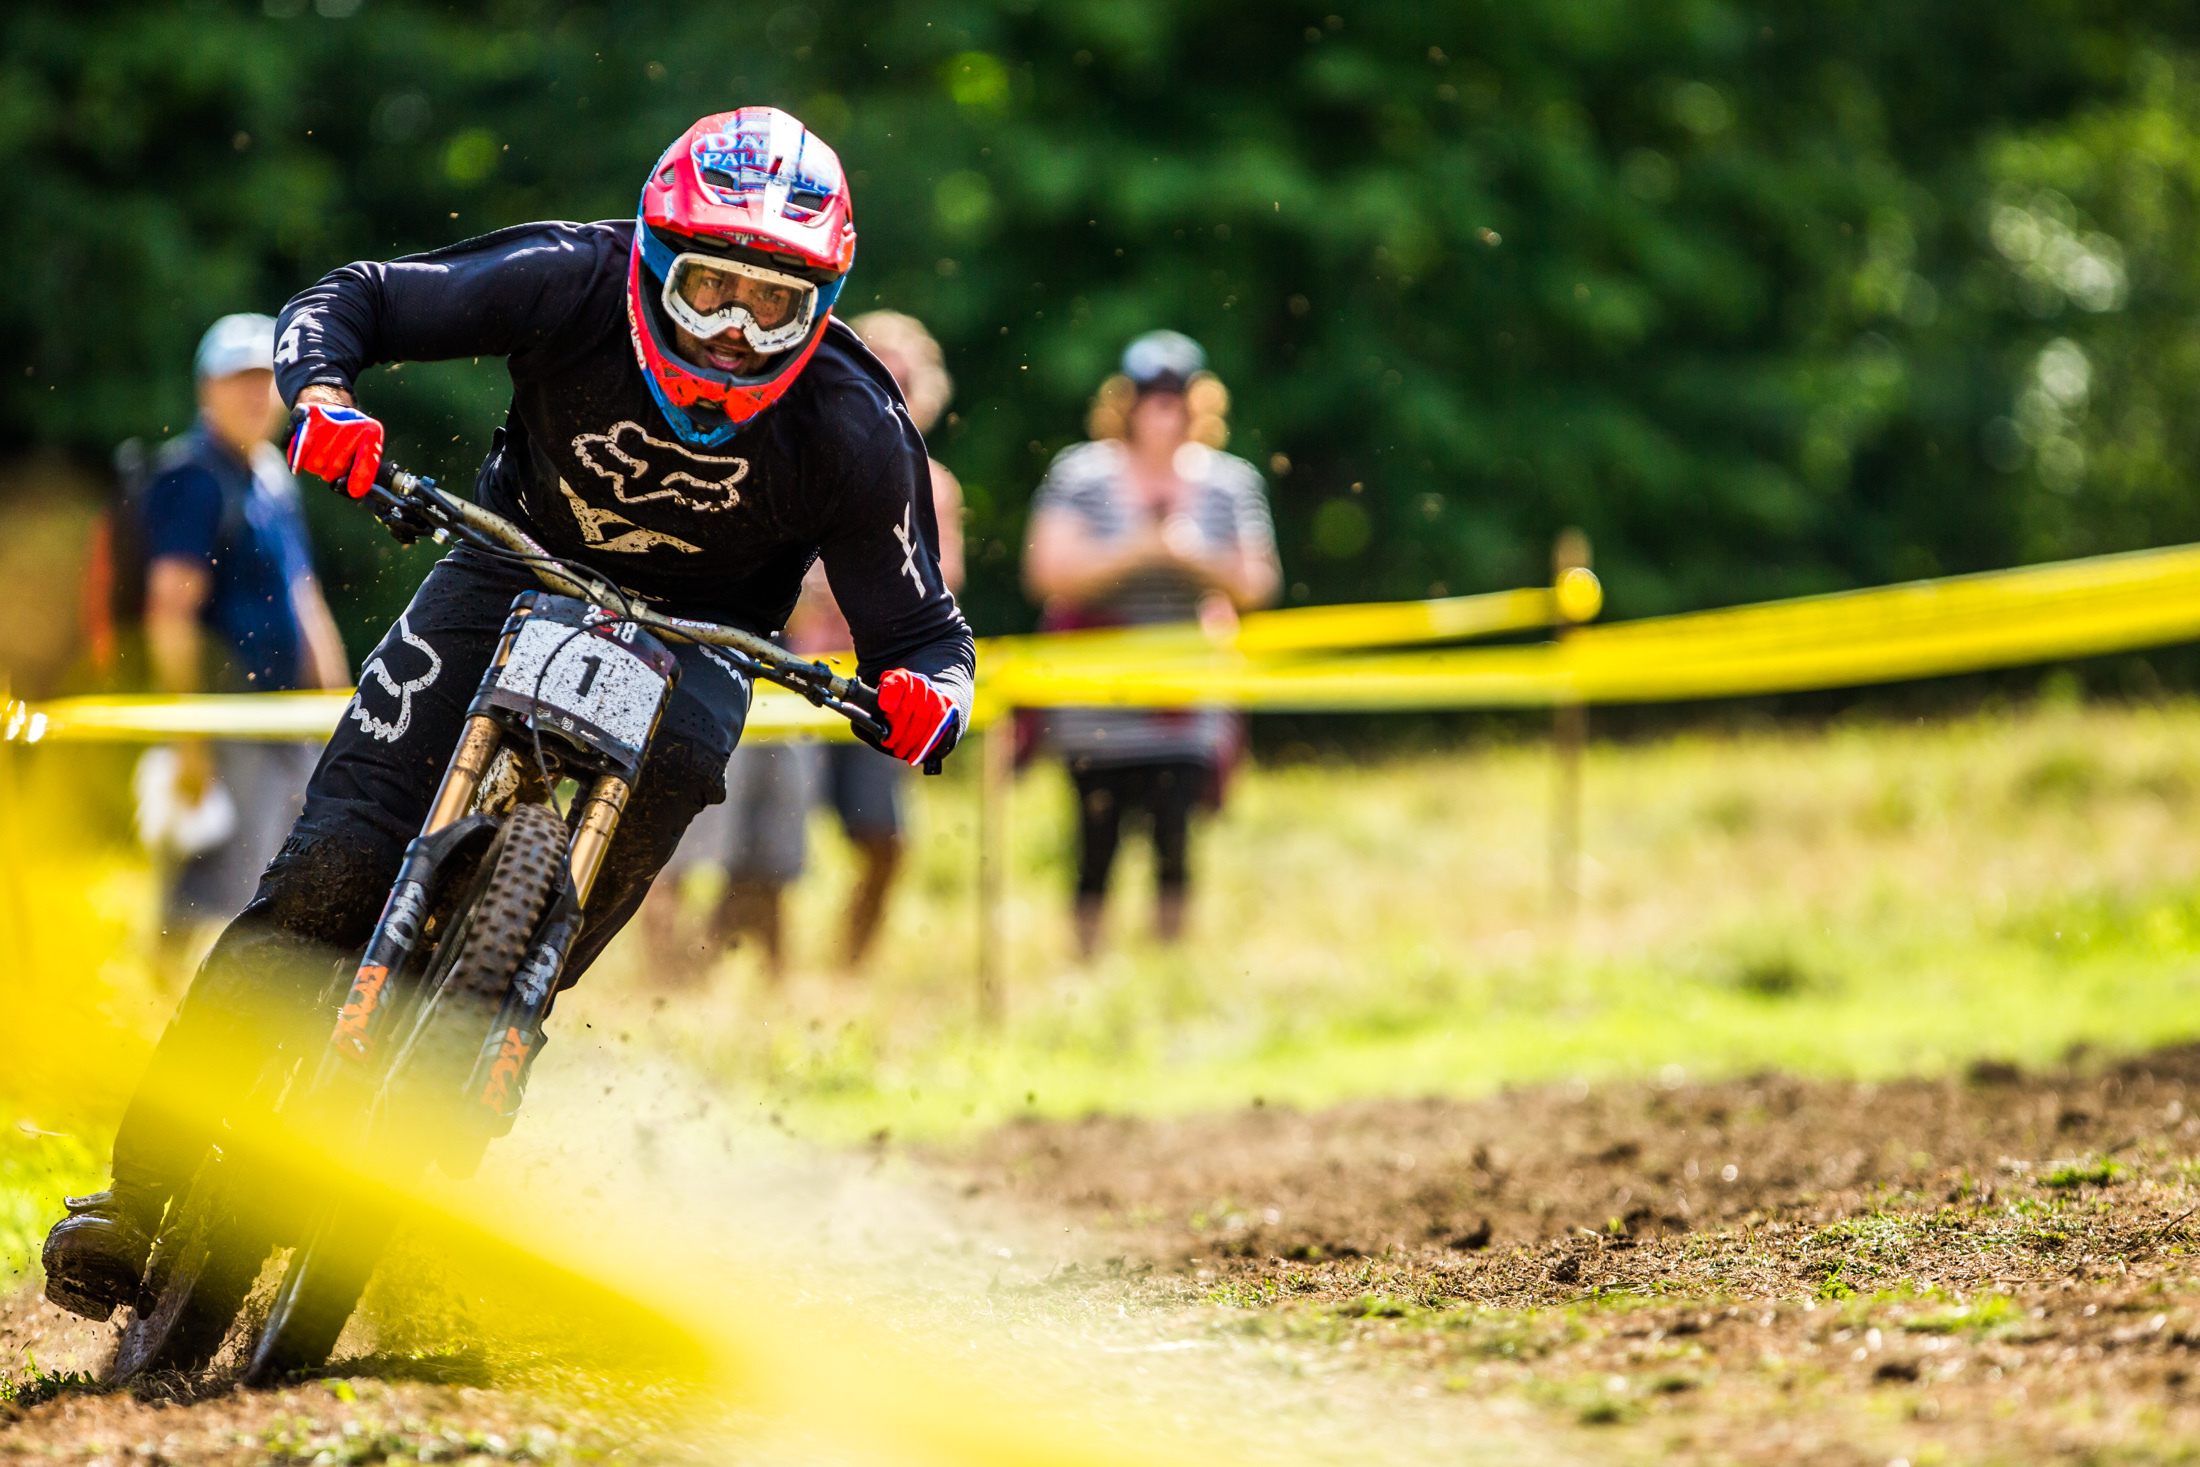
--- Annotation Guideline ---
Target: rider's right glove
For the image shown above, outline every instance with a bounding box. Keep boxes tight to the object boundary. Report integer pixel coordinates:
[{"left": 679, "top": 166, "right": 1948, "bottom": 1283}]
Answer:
[
  {"left": 287, "top": 403, "right": 385, "bottom": 499},
  {"left": 874, "top": 668, "right": 962, "bottom": 767}
]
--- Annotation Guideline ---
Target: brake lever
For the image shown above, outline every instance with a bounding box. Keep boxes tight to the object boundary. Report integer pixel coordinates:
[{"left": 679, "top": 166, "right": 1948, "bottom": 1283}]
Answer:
[
  {"left": 363, "top": 485, "right": 439, "bottom": 547},
  {"left": 785, "top": 662, "right": 891, "bottom": 747}
]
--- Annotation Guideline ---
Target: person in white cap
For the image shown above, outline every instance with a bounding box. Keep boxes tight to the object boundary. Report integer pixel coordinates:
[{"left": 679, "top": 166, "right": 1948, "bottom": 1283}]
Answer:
[{"left": 137, "top": 313, "right": 349, "bottom": 976}]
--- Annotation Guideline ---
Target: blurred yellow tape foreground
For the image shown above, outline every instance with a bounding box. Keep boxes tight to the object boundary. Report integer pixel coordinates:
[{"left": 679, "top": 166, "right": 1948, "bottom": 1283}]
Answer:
[{"left": 13, "top": 539, "right": 2200, "bottom": 740}]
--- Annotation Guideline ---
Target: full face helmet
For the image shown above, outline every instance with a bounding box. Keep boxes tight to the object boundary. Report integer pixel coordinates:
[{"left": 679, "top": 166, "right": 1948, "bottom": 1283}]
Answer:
[{"left": 628, "top": 107, "right": 856, "bottom": 445}]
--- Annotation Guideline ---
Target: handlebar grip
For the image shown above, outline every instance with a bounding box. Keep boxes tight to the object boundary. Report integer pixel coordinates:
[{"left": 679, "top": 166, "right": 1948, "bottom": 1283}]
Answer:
[
  {"left": 840, "top": 680, "right": 888, "bottom": 742},
  {"left": 842, "top": 679, "right": 882, "bottom": 723},
  {"left": 838, "top": 678, "right": 945, "bottom": 775},
  {"left": 834, "top": 678, "right": 902, "bottom": 758}
]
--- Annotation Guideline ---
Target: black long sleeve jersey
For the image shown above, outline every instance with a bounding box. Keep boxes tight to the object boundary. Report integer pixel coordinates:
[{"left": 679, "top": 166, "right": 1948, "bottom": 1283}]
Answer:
[{"left": 273, "top": 219, "right": 974, "bottom": 715}]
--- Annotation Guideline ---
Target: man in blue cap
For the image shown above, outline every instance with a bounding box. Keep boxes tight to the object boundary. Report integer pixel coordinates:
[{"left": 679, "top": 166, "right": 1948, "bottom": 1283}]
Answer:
[{"left": 136, "top": 313, "right": 351, "bottom": 977}]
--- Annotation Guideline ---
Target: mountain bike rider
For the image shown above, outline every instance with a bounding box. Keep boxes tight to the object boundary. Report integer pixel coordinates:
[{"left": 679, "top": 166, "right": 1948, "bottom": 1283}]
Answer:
[{"left": 42, "top": 107, "right": 974, "bottom": 1321}]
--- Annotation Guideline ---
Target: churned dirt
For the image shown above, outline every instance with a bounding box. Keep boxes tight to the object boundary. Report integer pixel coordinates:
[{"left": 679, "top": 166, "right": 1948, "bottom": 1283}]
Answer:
[
  {"left": 0, "top": 1284, "right": 690, "bottom": 1465},
  {"left": 946, "top": 1042, "right": 2200, "bottom": 1464},
  {"left": 22, "top": 1046, "right": 2200, "bottom": 1464}
]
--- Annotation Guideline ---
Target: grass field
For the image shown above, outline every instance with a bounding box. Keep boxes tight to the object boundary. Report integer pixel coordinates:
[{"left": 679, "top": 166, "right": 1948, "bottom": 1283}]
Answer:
[{"left": 606, "top": 695, "right": 2200, "bottom": 1142}]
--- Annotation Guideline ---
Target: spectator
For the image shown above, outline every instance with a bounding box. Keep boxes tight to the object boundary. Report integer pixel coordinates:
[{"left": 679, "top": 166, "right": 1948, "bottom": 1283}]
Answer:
[
  {"left": 643, "top": 736, "right": 815, "bottom": 983},
  {"left": 643, "top": 310, "right": 963, "bottom": 977},
  {"left": 785, "top": 310, "right": 965, "bottom": 969},
  {"left": 138, "top": 313, "right": 350, "bottom": 973},
  {"left": 1021, "top": 331, "right": 1279, "bottom": 957}
]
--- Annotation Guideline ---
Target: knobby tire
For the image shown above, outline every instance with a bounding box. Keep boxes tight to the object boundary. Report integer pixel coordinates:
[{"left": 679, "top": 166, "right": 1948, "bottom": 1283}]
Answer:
[
  {"left": 243, "top": 802, "right": 568, "bottom": 1386},
  {"left": 104, "top": 1151, "right": 274, "bottom": 1384}
]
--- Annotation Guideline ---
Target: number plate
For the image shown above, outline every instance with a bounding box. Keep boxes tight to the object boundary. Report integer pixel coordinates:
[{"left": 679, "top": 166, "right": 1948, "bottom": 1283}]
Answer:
[{"left": 493, "top": 616, "right": 668, "bottom": 753}]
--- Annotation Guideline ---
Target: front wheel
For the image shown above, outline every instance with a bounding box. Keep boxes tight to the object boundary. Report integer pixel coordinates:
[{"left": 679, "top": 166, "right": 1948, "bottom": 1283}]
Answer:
[
  {"left": 104, "top": 1148, "right": 276, "bottom": 1384},
  {"left": 243, "top": 802, "right": 569, "bottom": 1386}
]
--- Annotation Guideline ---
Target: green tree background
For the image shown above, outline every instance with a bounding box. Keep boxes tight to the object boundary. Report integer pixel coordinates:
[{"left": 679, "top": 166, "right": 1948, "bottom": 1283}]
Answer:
[{"left": 7, "top": 0, "right": 2200, "bottom": 654}]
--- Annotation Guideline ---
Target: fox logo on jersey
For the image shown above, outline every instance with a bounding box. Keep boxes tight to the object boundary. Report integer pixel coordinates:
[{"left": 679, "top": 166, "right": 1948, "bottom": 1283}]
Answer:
[{"left": 571, "top": 421, "right": 749, "bottom": 512}]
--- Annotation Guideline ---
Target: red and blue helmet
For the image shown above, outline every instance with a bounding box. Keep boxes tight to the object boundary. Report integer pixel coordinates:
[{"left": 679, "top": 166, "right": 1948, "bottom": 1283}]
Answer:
[{"left": 628, "top": 107, "right": 856, "bottom": 446}]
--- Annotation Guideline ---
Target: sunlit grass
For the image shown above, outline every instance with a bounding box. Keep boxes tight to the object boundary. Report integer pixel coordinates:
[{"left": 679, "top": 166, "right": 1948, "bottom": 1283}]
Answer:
[{"left": 573, "top": 698, "right": 2200, "bottom": 1142}]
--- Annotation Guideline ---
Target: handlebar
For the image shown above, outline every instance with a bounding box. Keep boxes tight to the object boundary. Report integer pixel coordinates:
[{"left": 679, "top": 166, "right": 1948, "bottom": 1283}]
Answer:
[{"left": 361, "top": 461, "right": 892, "bottom": 748}]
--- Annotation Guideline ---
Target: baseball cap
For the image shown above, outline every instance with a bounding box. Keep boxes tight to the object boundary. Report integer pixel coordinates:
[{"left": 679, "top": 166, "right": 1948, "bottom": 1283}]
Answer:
[
  {"left": 1120, "top": 330, "right": 1206, "bottom": 393},
  {"left": 194, "top": 313, "right": 278, "bottom": 380}
]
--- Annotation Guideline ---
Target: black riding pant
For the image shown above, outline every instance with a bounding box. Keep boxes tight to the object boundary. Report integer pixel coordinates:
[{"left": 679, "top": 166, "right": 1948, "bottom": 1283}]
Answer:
[
  {"left": 1068, "top": 758, "right": 1209, "bottom": 901},
  {"left": 111, "top": 548, "right": 752, "bottom": 1195}
]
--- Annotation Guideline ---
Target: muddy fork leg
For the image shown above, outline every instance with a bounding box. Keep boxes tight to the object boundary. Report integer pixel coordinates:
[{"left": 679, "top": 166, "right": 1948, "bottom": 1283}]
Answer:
[{"left": 567, "top": 774, "right": 631, "bottom": 907}]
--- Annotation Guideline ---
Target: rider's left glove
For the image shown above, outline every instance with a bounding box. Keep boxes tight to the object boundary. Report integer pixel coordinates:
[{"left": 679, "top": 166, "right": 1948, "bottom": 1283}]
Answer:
[
  {"left": 875, "top": 669, "right": 962, "bottom": 767},
  {"left": 287, "top": 403, "right": 385, "bottom": 499}
]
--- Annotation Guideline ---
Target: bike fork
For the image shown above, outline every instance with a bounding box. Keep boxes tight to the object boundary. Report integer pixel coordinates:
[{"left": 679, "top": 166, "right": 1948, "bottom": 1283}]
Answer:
[
  {"left": 323, "top": 716, "right": 504, "bottom": 1076},
  {"left": 565, "top": 772, "right": 630, "bottom": 906},
  {"left": 463, "top": 772, "right": 631, "bottom": 1133}
]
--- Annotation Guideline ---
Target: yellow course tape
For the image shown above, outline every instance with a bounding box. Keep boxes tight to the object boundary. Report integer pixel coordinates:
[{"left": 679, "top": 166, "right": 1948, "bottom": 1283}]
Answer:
[
  {"left": 983, "top": 541, "right": 2200, "bottom": 710},
  {"left": 12, "top": 540, "right": 2200, "bottom": 740},
  {"left": 1, "top": 582, "right": 1585, "bottom": 743},
  {"left": 982, "top": 583, "right": 1572, "bottom": 669},
  {"left": 4, "top": 685, "right": 860, "bottom": 745}
]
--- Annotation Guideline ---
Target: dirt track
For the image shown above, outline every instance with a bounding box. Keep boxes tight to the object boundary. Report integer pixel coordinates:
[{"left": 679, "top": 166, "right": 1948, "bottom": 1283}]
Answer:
[
  {"left": 0, "top": 1290, "right": 687, "bottom": 1464},
  {"left": 17, "top": 1047, "right": 2200, "bottom": 1463},
  {"left": 948, "top": 1043, "right": 2200, "bottom": 1463}
]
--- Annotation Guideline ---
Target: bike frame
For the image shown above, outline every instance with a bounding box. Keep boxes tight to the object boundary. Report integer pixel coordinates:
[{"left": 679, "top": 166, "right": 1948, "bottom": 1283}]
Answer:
[{"left": 316, "top": 459, "right": 897, "bottom": 1135}]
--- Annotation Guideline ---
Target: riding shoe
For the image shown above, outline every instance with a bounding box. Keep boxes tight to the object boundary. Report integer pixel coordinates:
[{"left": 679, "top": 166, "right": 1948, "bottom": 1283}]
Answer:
[{"left": 41, "top": 1186, "right": 160, "bottom": 1321}]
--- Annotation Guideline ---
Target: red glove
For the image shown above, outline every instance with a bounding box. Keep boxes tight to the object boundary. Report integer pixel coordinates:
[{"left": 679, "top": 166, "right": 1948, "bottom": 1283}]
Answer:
[
  {"left": 875, "top": 669, "right": 961, "bottom": 766},
  {"left": 287, "top": 403, "right": 385, "bottom": 499}
]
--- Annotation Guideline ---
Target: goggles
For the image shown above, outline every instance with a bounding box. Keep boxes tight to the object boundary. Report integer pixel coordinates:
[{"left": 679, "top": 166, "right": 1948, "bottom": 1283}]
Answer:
[{"left": 660, "top": 252, "right": 820, "bottom": 355}]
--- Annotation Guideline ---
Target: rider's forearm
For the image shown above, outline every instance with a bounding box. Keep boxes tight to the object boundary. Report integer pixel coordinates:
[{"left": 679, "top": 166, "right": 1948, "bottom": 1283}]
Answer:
[
  {"left": 294, "top": 384, "right": 355, "bottom": 410},
  {"left": 275, "top": 223, "right": 611, "bottom": 407},
  {"left": 818, "top": 417, "right": 976, "bottom": 723}
]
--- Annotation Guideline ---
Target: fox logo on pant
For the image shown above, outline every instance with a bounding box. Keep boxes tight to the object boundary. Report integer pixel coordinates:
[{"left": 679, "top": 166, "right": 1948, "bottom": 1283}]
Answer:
[{"left": 349, "top": 611, "right": 442, "bottom": 743}]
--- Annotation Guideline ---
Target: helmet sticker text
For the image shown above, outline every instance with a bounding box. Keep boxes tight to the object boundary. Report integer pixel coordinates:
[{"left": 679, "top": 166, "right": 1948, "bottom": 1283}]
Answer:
[{"left": 689, "top": 113, "right": 841, "bottom": 209}]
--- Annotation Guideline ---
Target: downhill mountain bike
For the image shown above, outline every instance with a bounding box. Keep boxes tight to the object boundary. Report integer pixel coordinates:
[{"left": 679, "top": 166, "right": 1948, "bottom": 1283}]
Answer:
[{"left": 104, "top": 456, "right": 901, "bottom": 1387}]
